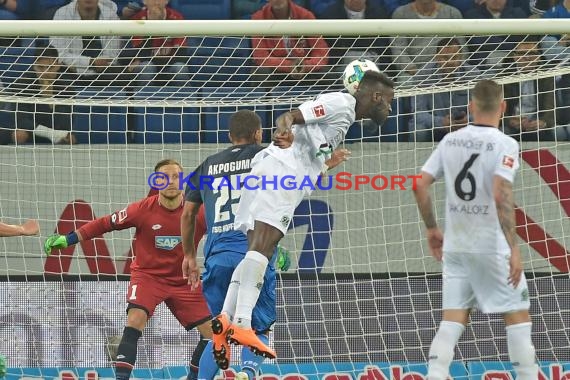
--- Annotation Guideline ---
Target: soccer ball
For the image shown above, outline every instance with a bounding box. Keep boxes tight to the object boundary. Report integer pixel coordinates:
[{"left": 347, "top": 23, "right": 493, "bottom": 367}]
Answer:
[{"left": 342, "top": 59, "right": 380, "bottom": 95}]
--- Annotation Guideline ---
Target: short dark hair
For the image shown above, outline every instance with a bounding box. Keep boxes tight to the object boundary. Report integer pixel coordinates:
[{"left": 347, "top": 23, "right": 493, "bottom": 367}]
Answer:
[
  {"left": 229, "top": 110, "right": 262, "bottom": 141},
  {"left": 155, "top": 159, "right": 183, "bottom": 172},
  {"left": 358, "top": 70, "right": 395, "bottom": 93},
  {"left": 472, "top": 79, "right": 503, "bottom": 113},
  {"left": 34, "top": 44, "right": 59, "bottom": 60}
]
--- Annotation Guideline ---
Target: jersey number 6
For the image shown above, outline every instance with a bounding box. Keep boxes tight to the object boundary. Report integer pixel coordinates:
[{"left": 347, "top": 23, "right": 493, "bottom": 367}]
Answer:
[{"left": 454, "top": 153, "right": 480, "bottom": 201}]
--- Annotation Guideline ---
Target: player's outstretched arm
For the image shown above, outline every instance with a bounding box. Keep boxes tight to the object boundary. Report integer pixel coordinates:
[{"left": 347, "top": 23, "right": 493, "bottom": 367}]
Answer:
[
  {"left": 0, "top": 219, "right": 39, "bottom": 237},
  {"left": 43, "top": 221, "right": 98, "bottom": 256},
  {"left": 493, "top": 175, "right": 523, "bottom": 287},
  {"left": 44, "top": 204, "right": 138, "bottom": 256},
  {"left": 44, "top": 227, "right": 91, "bottom": 255},
  {"left": 181, "top": 201, "right": 201, "bottom": 289},
  {"left": 413, "top": 172, "right": 443, "bottom": 261}
]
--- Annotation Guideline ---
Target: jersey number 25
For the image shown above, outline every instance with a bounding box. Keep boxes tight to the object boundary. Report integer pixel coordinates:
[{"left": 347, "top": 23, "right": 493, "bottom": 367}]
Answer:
[{"left": 212, "top": 176, "right": 242, "bottom": 223}]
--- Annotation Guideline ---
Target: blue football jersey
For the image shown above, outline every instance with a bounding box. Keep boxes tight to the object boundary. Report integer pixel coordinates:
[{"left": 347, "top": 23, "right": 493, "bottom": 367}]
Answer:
[{"left": 186, "top": 144, "right": 264, "bottom": 260}]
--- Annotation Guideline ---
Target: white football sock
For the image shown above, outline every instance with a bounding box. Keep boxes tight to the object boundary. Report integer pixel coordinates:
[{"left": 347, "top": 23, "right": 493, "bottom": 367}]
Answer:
[
  {"left": 221, "top": 263, "right": 242, "bottom": 321},
  {"left": 507, "top": 322, "right": 538, "bottom": 380},
  {"left": 34, "top": 124, "right": 69, "bottom": 143},
  {"left": 427, "top": 321, "right": 465, "bottom": 380},
  {"left": 234, "top": 251, "right": 269, "bottom": 329}
]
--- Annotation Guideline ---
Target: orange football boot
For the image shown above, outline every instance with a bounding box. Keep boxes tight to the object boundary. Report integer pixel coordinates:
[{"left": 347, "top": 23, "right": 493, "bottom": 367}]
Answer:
[
  {"left": 211, "top": 314, "right": 232, "bottom": 369},
  {"left": 227, "top": 325, "right": 276, "bottom": 359}
]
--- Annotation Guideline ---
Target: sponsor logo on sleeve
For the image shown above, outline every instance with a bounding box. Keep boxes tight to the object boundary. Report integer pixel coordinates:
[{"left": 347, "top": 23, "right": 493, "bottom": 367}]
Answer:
[
  {"left": 111, "top": 207, "right": 128, "bottom": 226},
  {"left": 312, "top": 105, "right": 326, "bottom": 118},
  {"left": 502, "top": 155, "right": 515, "bottom": 169}
]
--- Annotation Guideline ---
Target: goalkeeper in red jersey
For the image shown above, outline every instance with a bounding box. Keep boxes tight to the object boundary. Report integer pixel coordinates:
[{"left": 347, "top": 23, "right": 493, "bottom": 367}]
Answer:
[{"left": 43, "top": 159, "right": 212, "bottom": 380}]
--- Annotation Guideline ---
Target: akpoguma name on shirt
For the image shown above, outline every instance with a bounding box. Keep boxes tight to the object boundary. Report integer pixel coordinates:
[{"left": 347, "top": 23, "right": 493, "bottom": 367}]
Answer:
[{"left": 207, "top": 159, "right": 252, "bottom": 175}]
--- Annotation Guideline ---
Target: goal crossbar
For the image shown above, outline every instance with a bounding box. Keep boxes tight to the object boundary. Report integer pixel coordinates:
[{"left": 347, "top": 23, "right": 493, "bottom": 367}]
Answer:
[{"left": 0, "top": 19, "right": 569, "bottom": 37}]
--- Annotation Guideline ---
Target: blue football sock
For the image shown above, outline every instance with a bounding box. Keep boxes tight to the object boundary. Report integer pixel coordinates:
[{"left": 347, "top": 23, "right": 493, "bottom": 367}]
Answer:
[
  {"left": 241, "top": 333, "right": 269, "bottom": 380},
  {"left": 198, "top": 340, "right": 220, "bottom": 380}
]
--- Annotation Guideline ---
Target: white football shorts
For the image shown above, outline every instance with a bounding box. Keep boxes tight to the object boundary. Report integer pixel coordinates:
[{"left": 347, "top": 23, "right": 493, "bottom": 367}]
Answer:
[
  {"left": 234, "top": 150, "right": 307, "bottom": 236},
  {"left": 442, "top": 250, "right": 530, "bottom": 314}
]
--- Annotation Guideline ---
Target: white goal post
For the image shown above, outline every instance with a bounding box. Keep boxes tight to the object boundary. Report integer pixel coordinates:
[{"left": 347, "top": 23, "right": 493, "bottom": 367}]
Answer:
[
  {"left": 0, "top": 19, "right": 569, "bottom": 36},
  {"left": 0, "top": 18, "right": 569, "bottom": 380}
]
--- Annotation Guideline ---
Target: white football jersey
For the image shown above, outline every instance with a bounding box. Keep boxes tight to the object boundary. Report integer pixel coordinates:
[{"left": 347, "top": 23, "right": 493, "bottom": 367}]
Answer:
[
  {"left": 422, "top": 124, "right": 520, "bottom": 254},
  {"left": 265, "top": 92, "right": 356, "bottom": 179}
]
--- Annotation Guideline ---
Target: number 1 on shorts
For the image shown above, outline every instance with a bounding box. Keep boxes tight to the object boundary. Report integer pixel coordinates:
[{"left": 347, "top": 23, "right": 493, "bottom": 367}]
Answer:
[{"left": 129, "top": 284, "right": 138, "bottom": 300}]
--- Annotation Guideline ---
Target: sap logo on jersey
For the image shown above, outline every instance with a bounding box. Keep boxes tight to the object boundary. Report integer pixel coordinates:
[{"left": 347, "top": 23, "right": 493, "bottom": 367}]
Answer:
[{"left": 155, "top": 236, "right": 182, "bottom": 250}]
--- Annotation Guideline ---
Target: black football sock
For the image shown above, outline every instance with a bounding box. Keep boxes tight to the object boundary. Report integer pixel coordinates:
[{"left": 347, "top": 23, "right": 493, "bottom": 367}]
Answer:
[
  {"left": 115, "top": 326, "right": 142, "bottom": 380},
  {"left": 187, "top": 336, "right": 209, "bottom": 380}
]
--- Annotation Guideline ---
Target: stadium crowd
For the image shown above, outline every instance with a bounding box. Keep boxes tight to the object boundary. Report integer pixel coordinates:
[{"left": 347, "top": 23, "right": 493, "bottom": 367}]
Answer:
[{"left": 0, "top": 0, "right": 568, "bottom": 143}]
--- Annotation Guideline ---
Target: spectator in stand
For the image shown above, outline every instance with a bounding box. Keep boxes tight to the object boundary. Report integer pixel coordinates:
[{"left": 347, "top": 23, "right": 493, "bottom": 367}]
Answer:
[
  {"left": 409, "top": 37, "right": 479, "bottom": 142},
  {"left": 465, "top": 0, "right": 526, "bottom": 70},
  {"left": 0, "top": 0, "right": 19, "bottom": 19},
  {"left": 374, "top": 0, "right": 524, "bottom": 18},
  {"left": 38, "top": 0, "right": 74, "bottom": 19},
  {"left": 319, "top": 0, "right": 392, "bottom": 78},
  {"left": 250, "top": 0, "right": 329, "bottom": 88},
  {"left": 540, "top": 0, "right": 570, "bottom": 62},
  {"left": 465, "top": 0, "right": 526, "bottom": 22},
  {"left": 529, "top": 0, "right": 557, "bottom": 15},
  {"left": 125, "top": 0, "right": 190, "bottom": 87},
  {"left": 391, "top": 0, "right": 462, "bottom": 85},
  {"left": 115, "top": 0, "right": 143, "bottom": 18},
  {"left": 503, "top": 36, "right": 555, "bottom": 141},
  {"left": 232, "top": 0, "right": 260, "bottom": 18},
  {"left": 50, "top": 0, "right": 124, "bottom": 85},
  {"left": 0, "top": 45, "right": 76, "bottom": 145},
  {"left": 233, "top": 0, "right": 309, "bottom": 18}
]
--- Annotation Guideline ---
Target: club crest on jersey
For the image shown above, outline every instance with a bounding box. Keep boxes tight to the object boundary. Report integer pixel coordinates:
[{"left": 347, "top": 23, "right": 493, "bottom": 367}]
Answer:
[
  {"left": 312, "top": 105, "right": 326, "bottom": 118},
  {"left": 502, "top": 155, "right": 515, "bottom": 168},
  {"left": 280, "top": 216, "right": 291, "bottom": 228},
  {"left": 155, "top": 236, "right": 181, "bottom": 250}
]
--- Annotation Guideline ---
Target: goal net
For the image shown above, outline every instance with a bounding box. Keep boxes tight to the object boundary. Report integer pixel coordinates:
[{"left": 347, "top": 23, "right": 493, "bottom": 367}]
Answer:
[{"left": 0, "top": 19, "right": 569, "bottom": 380}]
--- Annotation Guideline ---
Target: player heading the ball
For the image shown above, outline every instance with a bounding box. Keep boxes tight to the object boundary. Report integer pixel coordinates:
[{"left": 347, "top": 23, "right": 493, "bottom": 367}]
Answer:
[
  {"left": 413, "top": 79, "right": 538, "bottom": 380},
  {"left": 181, "top": 110, "right": 292, "bottom": 380},
  {"left": 193, "top": 69, "right": 395, "bottom": 363}
]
